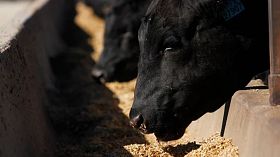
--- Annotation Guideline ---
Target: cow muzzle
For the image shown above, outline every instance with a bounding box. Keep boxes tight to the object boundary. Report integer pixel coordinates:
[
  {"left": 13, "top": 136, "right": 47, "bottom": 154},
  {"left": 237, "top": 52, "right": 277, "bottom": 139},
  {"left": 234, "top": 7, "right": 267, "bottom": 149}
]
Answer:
[
  {"left": 91, "top": 67, "right": 109, "bottom": 83},
  {"left": 129, "top": 114, "right": 150, "bottom": 134}
]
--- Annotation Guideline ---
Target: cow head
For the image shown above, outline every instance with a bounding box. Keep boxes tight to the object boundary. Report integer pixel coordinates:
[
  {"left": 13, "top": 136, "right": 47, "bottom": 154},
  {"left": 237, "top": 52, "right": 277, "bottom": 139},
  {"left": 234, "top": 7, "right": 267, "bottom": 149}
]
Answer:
[
  {"left": 92, "top": 0, "right": 150, "bottom": 82},
  {"left": 129, "top": 0, "right": 268, "bottom": 141}
]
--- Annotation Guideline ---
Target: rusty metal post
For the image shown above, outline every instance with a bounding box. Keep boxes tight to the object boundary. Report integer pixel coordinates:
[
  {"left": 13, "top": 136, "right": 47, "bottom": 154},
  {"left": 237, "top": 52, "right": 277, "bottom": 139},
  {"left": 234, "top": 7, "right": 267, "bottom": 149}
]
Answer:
[{"left": 268, "top": 0, "right": 280, "bottom": 105}]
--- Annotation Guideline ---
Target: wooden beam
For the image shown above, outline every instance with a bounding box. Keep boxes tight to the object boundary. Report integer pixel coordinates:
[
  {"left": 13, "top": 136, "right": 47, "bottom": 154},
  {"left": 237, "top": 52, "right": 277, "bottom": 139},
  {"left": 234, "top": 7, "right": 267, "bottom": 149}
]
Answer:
[{"left": 268, "top": 0, "right": 280, "bottom": 105}]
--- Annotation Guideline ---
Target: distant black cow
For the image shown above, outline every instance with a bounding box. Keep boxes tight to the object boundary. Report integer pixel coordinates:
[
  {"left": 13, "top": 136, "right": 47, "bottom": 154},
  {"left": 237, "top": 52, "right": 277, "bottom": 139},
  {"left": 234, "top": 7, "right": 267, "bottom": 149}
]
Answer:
[
  {"left": 91, "top": 0, "right": 151, "bottom": 82},
  {"left": 129, "top": 0, "right": 269, "bottom": 141},
  {"left": 83, "top": 0, "right": 114, "bottom": 18}
]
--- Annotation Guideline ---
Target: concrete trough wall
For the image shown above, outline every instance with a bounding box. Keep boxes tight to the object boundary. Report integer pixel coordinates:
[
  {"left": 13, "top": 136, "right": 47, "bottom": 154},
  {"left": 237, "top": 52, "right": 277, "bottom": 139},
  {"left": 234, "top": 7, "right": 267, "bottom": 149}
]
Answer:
[
  {"left": 187, "top": 88, "right": 280, "bottom": 156},
  {"left": 224, "top": 90, "right": 280, "bottom": 157},
  {"left": 0, "top": 0, "right": 74, "bottom": 156}
]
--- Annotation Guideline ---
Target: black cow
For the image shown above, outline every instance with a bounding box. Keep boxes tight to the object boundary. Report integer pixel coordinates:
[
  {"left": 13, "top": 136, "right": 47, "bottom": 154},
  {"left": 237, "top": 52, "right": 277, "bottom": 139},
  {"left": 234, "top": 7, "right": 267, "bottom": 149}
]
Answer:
[
  {"left": 83, "top": 0, "right": 114, "bottom": 18},
  {"left": 129, "top": 0, "right": 269, "bottom": 141},
  {"left": 91, "top": 0, "right": 151, "bottom": 82}
]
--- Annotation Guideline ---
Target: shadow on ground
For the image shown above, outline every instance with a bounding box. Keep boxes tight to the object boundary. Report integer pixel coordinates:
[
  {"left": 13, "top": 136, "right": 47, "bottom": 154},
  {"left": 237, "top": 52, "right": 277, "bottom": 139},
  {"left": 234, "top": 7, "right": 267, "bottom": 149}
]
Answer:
[
  {"left": 47, "top": 12, "right": 146, "bottom": 157},
  {"left": 163, "top": 143, "right": 200, "bottom": 157}
]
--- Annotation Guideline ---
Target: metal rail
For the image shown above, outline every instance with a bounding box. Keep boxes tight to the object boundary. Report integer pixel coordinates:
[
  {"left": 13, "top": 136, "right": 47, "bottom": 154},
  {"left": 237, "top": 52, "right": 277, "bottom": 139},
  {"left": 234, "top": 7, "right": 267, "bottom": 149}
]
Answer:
[{"left": 268, "top": 0, "right": 280, "bottom": 105}]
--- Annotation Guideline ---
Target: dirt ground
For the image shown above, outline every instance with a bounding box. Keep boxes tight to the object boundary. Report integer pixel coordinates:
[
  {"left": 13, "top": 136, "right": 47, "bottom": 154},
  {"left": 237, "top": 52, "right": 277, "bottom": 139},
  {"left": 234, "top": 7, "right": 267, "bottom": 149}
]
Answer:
[{"left": 49, "top": 2, "right": 239, "bottom": 157}]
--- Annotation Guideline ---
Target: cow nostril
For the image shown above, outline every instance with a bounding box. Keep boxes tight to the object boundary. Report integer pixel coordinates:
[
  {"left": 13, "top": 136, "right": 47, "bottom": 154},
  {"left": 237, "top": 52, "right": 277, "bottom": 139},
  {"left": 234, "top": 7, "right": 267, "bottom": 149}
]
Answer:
[
  {"left": 91, "top": 68, "right": 107, "bottom": 83},
  {"left": 129, "top": 114, "right": 144, "bottom": 129},
  {"left": 91, "top": 68, "right": 104, "bottom": 78}
]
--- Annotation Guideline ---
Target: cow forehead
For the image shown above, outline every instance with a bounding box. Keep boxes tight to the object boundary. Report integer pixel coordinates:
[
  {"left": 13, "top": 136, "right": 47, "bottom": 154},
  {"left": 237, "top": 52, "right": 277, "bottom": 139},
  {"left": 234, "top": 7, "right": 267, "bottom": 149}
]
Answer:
[
  {"left": 139, "top": 15, "right": 185, "bottom": 45},
  {"left": 143, "top": 0, "right": 199, "bottom": 31},
  {"left": 145, "top": 0, "right": 230, "bottom": 24},
  {"left": 146, "top": 0, "right": 183, "bottom": 18}
]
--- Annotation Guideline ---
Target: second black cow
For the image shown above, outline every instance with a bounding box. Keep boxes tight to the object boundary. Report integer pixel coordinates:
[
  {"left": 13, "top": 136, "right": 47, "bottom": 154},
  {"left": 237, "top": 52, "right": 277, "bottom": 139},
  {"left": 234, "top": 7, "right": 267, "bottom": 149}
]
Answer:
[
  {"left": 92, "top": 0, "right": 151, "bottom": 82},
  {"left": 130, "top": 0, "right": 269, "bottom": 141}
]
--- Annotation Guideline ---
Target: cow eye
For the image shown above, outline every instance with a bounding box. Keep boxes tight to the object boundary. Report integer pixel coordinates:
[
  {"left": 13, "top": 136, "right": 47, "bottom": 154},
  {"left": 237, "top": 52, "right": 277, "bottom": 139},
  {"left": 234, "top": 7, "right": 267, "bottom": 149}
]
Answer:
[
  {"left": 164, "top": 47, "right": 174, "bottom": 52},
  {"left": 162, "top": 36, "right": 181, "bottom": 53}
]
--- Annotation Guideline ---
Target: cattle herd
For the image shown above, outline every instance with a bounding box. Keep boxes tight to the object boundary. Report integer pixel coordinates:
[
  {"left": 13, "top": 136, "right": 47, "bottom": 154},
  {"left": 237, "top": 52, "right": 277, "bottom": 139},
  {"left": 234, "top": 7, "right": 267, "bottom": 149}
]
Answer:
[{"left": 84, "top": 0, "right": 269, "bottom": 141}]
